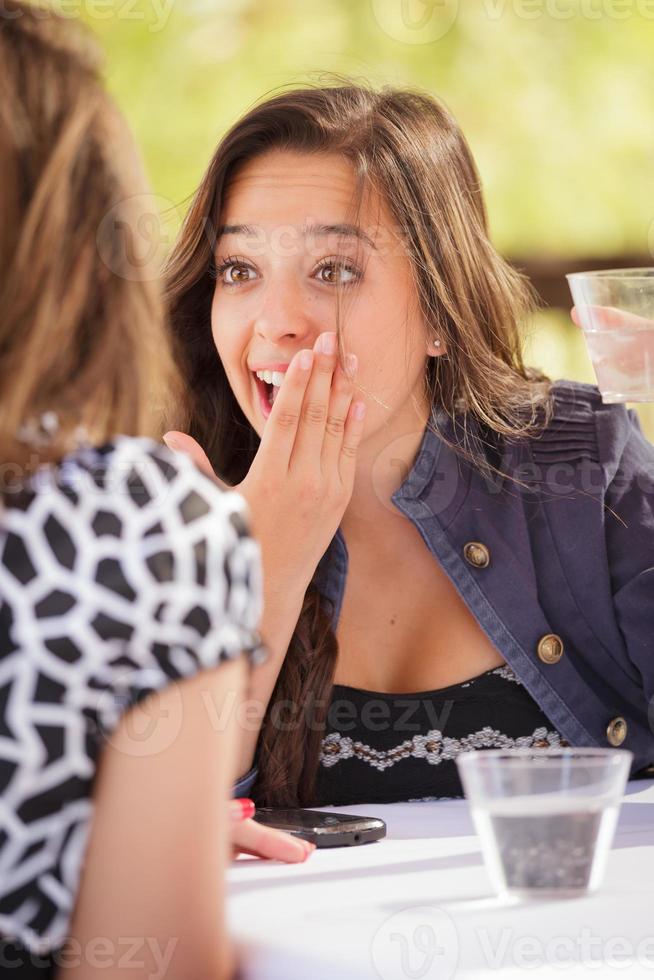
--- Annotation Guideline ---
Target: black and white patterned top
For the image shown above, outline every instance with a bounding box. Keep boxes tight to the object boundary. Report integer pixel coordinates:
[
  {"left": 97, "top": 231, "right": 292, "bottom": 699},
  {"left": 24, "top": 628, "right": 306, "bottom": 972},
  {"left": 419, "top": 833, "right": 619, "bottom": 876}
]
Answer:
[
  {"left": 315, "top": 663, "right": 571, "bottom": 805},
  {"left": 0, "top": 437, "right": 265, "bottom": 957}
]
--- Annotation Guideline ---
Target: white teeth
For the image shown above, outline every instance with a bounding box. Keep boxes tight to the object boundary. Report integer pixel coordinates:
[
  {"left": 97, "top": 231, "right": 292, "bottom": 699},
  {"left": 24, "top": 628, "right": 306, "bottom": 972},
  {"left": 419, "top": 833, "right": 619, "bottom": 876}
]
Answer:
[{"left": 255, "top": 369, "right": 286, "bottom": 387}]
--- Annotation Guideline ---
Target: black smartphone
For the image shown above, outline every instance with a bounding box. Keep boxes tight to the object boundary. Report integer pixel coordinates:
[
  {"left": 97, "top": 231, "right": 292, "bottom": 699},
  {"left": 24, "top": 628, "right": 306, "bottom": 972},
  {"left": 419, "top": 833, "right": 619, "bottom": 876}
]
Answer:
[{"left": 252, "top": 807, "right": 386, "bottom": 848}]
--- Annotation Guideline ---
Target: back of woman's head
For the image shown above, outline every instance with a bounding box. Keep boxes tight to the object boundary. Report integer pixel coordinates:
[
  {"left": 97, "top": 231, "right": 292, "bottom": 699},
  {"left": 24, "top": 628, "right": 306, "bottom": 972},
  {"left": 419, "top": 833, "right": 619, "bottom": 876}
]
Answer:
[{"left": 0, "top": 0, "right": 178, "bottom": 473}]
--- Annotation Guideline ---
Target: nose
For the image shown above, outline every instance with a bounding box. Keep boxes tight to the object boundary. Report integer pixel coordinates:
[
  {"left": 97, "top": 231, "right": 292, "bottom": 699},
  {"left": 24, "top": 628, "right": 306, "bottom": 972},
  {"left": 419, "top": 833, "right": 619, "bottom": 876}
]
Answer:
[{"left": 253, "top": 279, "right": 320, "bottom": 347}]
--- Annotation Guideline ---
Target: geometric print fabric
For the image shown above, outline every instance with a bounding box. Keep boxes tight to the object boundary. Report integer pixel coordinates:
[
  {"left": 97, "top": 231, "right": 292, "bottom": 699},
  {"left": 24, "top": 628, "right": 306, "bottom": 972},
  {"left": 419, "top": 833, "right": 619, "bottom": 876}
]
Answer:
[{"left": 0, "top": 437, "right": 264, "bottom": 952}]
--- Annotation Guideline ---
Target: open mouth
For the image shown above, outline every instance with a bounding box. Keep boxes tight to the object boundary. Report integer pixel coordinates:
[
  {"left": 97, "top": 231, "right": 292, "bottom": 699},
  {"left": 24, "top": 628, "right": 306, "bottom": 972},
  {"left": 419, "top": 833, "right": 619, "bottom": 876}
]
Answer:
[{"left": 252, "top": 372, "right": 283, "bottom": 418}]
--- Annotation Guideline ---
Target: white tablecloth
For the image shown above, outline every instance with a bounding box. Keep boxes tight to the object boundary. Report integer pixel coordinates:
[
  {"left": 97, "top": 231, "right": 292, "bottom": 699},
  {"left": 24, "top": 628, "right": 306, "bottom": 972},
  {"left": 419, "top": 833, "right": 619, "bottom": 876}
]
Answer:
[{"left": 228, "top": 778, "right": 654, "bottom": 979}]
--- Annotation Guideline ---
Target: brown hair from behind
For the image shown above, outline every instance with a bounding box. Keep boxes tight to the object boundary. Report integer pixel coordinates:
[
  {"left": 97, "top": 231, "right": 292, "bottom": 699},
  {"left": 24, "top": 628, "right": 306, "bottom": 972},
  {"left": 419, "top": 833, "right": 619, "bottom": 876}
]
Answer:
[
  {"left": 165, "top": 80, "right": 554, "bottom": 806},
  {"left": 0, "top": 0, "right": 181, "bottom": 478}
]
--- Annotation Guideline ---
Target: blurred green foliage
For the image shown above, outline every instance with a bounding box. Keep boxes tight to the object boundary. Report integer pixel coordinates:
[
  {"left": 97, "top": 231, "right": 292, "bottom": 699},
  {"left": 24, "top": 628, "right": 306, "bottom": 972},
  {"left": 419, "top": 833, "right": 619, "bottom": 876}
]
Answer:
[{"left": 74, "top": 0, "right": 654, "bottom": 437}]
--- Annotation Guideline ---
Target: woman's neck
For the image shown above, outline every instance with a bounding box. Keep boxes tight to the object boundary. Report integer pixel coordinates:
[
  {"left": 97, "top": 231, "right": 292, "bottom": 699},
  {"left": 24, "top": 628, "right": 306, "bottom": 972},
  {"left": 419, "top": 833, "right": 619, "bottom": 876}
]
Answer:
[{"left": 341, "top": 398, "right": 431, "bottom": 546}]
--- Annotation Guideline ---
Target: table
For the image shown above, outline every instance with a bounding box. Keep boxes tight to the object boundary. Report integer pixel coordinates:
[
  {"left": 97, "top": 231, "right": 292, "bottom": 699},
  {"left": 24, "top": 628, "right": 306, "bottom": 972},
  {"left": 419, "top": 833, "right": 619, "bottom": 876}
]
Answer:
[{"left": 228, "top": 778, "right": 654, "bottom": 979}]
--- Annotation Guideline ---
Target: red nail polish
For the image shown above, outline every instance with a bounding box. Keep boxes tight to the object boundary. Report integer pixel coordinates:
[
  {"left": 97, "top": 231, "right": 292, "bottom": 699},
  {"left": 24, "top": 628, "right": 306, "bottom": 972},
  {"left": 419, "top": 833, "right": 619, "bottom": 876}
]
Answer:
[{"left": 234, "top": 798, "right": 255, "bottom": 820}]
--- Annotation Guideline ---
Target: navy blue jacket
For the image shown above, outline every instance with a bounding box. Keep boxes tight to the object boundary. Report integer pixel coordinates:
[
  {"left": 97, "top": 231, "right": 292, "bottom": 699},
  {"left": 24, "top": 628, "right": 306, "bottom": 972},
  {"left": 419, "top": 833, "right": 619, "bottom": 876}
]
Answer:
[{"left": 236, "top": 380, "right": 654, "bottom": 794}]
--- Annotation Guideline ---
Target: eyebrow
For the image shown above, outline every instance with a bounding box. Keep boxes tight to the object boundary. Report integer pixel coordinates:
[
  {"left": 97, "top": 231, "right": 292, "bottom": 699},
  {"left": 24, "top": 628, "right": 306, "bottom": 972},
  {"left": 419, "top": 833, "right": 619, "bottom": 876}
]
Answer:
[
  {"left": 216, "top": 224, "right": 252, "bottom": 241},
  {"left": 216, "top": 222, "right": 377, "bottom": 250},
  {"left": 313, "top": 223, "right": 377, "bottom": 250}
]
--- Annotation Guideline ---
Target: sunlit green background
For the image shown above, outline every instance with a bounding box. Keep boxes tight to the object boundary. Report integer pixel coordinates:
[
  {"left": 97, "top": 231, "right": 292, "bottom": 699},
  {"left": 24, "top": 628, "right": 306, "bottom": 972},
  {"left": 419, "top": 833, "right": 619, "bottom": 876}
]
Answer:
[{"left": 76, "top": 0, "right": 654, "bottom": 439}]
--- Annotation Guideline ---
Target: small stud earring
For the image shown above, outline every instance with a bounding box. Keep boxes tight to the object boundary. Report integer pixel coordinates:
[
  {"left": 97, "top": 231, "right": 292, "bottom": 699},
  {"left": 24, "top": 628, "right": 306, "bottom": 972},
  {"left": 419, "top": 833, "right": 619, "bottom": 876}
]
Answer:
[
  {"left": 431, "top": 338, "right": 442, "bottom": 349},
  {"left": 16, "top": 411, "right": 59, "bottom": 449}
]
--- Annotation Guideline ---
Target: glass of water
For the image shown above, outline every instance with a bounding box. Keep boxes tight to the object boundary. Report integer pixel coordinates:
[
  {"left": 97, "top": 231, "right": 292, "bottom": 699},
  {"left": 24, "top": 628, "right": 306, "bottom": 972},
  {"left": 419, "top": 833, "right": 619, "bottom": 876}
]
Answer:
[
  {"left": 566, "top": 268, "right": 654, "bottom": 403},
  {"left": 456, "top": 747, "right": 632, "bottom": 901}
]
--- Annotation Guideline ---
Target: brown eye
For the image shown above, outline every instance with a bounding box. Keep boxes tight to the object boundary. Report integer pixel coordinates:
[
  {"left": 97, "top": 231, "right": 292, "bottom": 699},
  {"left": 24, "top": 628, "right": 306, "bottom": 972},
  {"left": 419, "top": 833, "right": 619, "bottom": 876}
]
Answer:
[
  {"left": 226, "top": 264, "right": 251, "bottom": 284},
  {"left": 316, "top": 261, "right": 359, "bottom": 285}
]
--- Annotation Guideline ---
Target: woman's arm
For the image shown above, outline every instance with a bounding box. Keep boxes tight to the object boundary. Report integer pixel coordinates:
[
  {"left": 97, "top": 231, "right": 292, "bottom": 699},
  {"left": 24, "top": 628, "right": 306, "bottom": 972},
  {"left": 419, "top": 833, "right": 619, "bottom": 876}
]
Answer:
[
  {"left": 164, "top": 339, "right": 366, "bottom": 778},
  {"left": 161, "top": 429, "right": 311, "bottom": 779},
  {"left": 61, "top": 658, "right": 246, "bottom": 980}
]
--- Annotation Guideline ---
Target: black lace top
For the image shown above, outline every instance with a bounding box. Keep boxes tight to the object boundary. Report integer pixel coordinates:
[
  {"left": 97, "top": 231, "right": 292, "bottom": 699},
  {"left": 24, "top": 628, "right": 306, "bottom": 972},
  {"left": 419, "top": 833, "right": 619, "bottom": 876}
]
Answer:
[{"left": 314, "top": 663, "right": 570, "bottom": 806}]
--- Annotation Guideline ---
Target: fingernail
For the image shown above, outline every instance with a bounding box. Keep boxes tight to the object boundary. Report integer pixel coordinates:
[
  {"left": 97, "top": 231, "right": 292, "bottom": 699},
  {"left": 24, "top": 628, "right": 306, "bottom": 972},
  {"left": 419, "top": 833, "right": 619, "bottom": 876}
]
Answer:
[
  {"left": 287, "top": 839, "right": 310, "bottom": 861},
  {"left": 232, "top": 798, "right": 256, "bottom": 821},
  {"left": 353, "top": 401, "right": 366, "bottom": 421},
  {"left": 345, "top": 353, "right": 357, "bottom": 376},
  {"left": 319, "top": 332, "right": 337, "bottom": 355},
  {"left": 163, "top": 434, "right": 180, "bottom": 451},
  {"left": 299, "top": 349, "right": 313, "bottom": 370}
]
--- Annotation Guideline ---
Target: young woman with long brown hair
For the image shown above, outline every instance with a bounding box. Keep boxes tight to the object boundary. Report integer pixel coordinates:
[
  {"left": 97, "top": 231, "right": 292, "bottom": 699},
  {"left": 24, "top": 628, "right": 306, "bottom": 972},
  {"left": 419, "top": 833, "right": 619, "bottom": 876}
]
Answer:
[
  {"left": 164, "top": 83, "right": 654, "bottom": 809},
  {"left": 0, "top": 5, "right": 313, "bottom": 979}
]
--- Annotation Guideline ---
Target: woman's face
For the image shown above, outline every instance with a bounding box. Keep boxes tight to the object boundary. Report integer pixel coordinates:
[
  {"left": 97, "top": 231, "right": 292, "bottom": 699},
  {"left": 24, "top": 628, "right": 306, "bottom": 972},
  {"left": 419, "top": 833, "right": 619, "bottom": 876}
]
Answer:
[{"left": 211, "top": 149, "right": 434, "bottom": 445}]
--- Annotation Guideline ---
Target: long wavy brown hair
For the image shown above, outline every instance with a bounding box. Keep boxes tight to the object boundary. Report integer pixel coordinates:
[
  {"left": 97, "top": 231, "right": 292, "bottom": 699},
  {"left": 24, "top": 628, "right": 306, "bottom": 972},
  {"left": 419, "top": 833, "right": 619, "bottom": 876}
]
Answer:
[
  {"left": 0, "top": 0, "right": 180, "bottom": 477},
  {"left": 165, "top": 81, "right": 553, "bottom": 806}
]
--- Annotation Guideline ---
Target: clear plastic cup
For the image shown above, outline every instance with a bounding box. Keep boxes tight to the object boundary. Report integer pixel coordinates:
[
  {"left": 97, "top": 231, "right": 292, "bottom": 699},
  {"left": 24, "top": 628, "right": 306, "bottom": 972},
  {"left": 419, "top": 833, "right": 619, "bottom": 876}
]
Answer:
[
  {"left": 456, "top": 747, "right": 632, "bottom": 901},
  {"left": 566, "top": 268, "right": 654, "bottom": 403}
]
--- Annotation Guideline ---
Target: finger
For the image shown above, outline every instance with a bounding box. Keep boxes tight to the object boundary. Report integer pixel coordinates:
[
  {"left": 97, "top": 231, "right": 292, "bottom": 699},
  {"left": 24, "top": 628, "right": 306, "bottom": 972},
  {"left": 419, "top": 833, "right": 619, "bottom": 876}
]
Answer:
[
  {"left": 320, "top": 356, "right": 356, "bottom": 475},
  {"left": 290, "top": 331, "right": 339, "bottom": 471},
  {"left": 163, "top": 431, "right": 229, "bottom": 490},
  {"left": 232, "top": 819, "right": 315, "bottom": 863},
  {"left": 255, "top": 348, "right": 314, "bottom": 473},
  {"left": 229, "top": 799, "right": 256, "bottom": 823},
  {"left": 163, "top": 431, "right": 214, "bottom": 476},
  {"left": 571, "top": 305, "right": 654, "bottom": 331},
  {"left": 234, "top": 820, "right": 315, "bottom": 862},
  {"left": 338, "top": 398, "right": 366, "bottom": 489}
]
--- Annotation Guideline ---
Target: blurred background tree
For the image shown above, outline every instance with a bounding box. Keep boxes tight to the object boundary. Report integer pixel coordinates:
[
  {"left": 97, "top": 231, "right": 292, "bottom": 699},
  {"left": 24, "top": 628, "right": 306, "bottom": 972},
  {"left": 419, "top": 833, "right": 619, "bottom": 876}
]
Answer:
[{"left": 78, "top": 0, "right": 654, "bottom": 436}]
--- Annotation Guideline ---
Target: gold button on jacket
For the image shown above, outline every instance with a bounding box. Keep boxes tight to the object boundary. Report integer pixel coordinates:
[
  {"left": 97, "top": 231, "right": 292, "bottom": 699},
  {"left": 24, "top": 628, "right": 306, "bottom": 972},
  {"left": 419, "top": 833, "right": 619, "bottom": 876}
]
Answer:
[
  {"left": 537, "top": 633, "right": 564, "bottom": 664},
  {"left": 607, "top": 716, "right": 628, "bottom": 746},
  {"left": 463, "top": 541, "right": 490, "bottom": 568}
]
